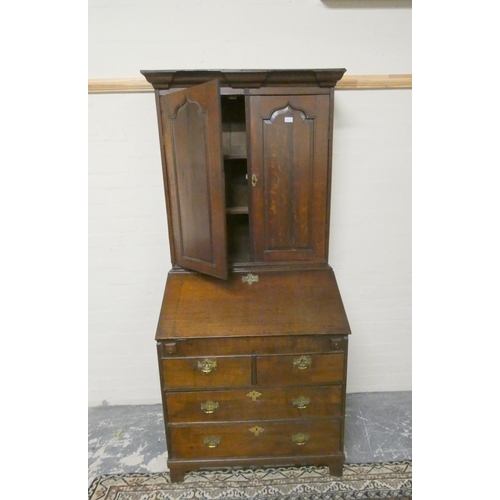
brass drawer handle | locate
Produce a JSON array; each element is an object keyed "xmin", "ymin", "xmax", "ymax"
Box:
[
  {"xmin": 197, "ymin": 358, "xmax": 217, "ymax": 374},
  {"xmin": 292, "ymin": 396, "xmax": 311, "ymax": 409},
  {"xmin": 200, "ymin": 400, "xmax": 219, "ymax": 414},
  {"xmin": 293, "ymin": 355, "xmax": 312, "ymax": 370},
  {"xmin": 292, "ymin": 432, "xmax": 310, "ymax": 446},
  {"xmin": 203, "ymin": 435, "xmax": 221, "ymax": 448}
]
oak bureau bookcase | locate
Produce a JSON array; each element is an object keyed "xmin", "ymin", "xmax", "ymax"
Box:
[{"xmin": 140, "ymin": 69, "xmax": 351, "ymax": 483}]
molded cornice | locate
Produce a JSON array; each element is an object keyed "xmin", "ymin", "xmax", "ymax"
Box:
[{"xmin": 88, "ymin": 73, "xmax": 412, "ymax": 94}]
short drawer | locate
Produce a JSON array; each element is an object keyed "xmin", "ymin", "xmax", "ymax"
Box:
[
  {"xmin": 162, "ymin": 356, "xmax": 251, "ymax": 389},
  {"xmin": 169, "ymin": 420, "xmax": 341, "ymax": 459},
  {"xmin": 256, "ymin": 353, "xmax": 344, "ymax": 386},
  {"xmin": 166, "ymin": 385, "xmax": 343, "ymax": 423}
]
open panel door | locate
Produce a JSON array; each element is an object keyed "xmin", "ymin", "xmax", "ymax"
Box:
[{"xmin": 159, "ymin": 80, "xmax": 228, "ymax": 279}]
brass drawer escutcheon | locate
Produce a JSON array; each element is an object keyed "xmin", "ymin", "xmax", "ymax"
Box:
[
  {"xmin": 197, "ymin": 358, "xmax": 217, "ymax": 374},
  {"xmin": 247, "ymin": 390, "xmax": 262, "ymax": 401},
  {"xmin": 292, "ymin": 396, "xmax": 311, "ymax": 409},
  {"xmin": 292, "ymin": 355, "xmax": 312, "ymax": 370},
  {"xmin": 291, "ymin": 432, "xmax": 310, "ymax": 446},
  {"xmin": 200, "ymin": 400, "xmax": 219, "ymax": 414},
  {"xmin": 242, "ymin": 273, "xmax": 259, "ymax": 285},
  {"xmin": 203, "ymin": 435, "xmax": 221, "ymax": 448},
  {"xmin": 249, "ymin": 426, "xmax": 265, "ymax": 436}
]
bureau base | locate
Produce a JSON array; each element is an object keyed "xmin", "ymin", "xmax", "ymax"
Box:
[
  {"xmin": 157, "ymin": 268, "xmax": 350, "ymax": 484},
  {"xmin": 168, "ymin": 453, "xmax": 345, "ymax": 483}
]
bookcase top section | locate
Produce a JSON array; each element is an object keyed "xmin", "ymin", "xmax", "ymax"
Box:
[{"xmin": 140, "ymin": 69, "xmax": 347, "ymax": 89}]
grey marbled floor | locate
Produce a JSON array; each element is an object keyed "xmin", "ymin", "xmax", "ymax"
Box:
[{"xmin": 88, "ymin": 391, "xmax": 411, "ymax": 483}]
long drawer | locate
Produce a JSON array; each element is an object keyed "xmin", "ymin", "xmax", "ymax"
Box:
[
  {"xmin": 169, "ymin": 420, "xmax": 341, "ymax": 459},
  {"xmin": 166, "ymin": 385, "xmax": 343, "ymax": 423}
]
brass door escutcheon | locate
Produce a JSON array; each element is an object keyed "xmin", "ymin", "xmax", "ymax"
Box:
[
  {"xmin": 291, "ymin": 432, "xmax": 309, "ymax": 446},
  {"xmin": 197, "ymin": 358, "xmax": 217, "ymax": 374},
  {"xmin": 292, "ymin": 396, "xmax": 311, "ymax": 409},
  {"xmin": 247, "ymin": 390, "xmax": 262, "ymax": 401},
  {"xmin": 251, "ymin": 174, "xmax": 258, "ymax": 187},
  {"xmin": 200, "ymin": 400, "xmax": 219, "ymax": 414},
  {"xmin": 292, "ymin": 355, "xmax": 312, "ymax": 370},
  {"xmin": 203, "ymin": 435, "xmax": 221, "ymax": 448},
  {"xmin": 242, "ymin": 273, "xmax": 259, "ymax": 286}
]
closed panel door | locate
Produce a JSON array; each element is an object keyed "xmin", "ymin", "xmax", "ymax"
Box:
[{"xmin": 249, "ymin": 95, "xmax": 331, "ymax": 262}]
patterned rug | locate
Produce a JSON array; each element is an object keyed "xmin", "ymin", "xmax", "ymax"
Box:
[{"xmin": 88, "ymin": 461, "xmax": 412, "ymax": 499}]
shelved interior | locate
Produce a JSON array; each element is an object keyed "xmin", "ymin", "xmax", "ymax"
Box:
[
  {"xmin": 221, "ymin": 95, "xmax": 252, "ymax": 263},
  {"xmin": 224, "ymin": 159, "xmax": 248, "ymax": 213},
  {"xmin": 227, "ymin": 213, "xmax": 251, "ymax": 263},
  {"xmin": 221, "ymin": 95, "xmax": 246, "ymax": 158}
]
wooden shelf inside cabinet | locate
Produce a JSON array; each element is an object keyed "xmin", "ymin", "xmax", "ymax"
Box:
[
  {"xmin": 224, "ymin": 154, "xmax": 247, "ymax": 160},
  {"xmin": 226, "ymin": 207, "xmax": 249, "ymax": 215}
]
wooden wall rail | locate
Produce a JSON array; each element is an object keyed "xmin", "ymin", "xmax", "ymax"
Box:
[{"xmin": 88, "ymin": 74, "xmax": 412, "ymax": 94}]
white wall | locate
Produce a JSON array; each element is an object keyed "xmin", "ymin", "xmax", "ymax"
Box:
[
  {"xmin": 330, "ymin": 90, "xmax": 411, "ymax": 392},
  {"xmin": 89, "ymin": 0, "xmax": 411, "ymax": 405}
]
